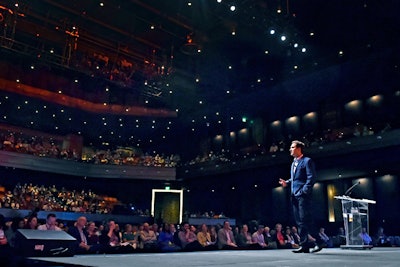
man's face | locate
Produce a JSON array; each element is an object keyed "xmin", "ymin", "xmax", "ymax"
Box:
[
  {"xmin": 47, "ymin": 216, "xmax": 57, "ymax": 226},
  {"xmin": 290, "ymin": 143, "xmax": 301, "ymax": 158},
  {"xmin": 224, "ymin": 222, "xmax": 230, "ymax": 229},
  {"xmin": 77, "ymin": 217, "xmax": 87, "ymax": 227}
]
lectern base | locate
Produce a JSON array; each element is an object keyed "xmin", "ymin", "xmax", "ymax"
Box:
[{"xmin": 340, "ymin": 245, "xmax": 373, "ymax": 250}]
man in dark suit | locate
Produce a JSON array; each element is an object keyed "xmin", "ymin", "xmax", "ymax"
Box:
[
  {"xmin": 68, "ymin": 216, "xmax": 103, "ymax": 254},
  {"xmin": 279, "ymin": 140, "xmax": 322, "ymax": 253}
]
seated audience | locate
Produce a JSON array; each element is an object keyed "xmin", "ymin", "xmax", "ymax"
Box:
[
  {"xmin": 374, "ymin": 227, "xmax": 391, "ymax": 247},
  {"xmin": 273, "ymin": 223, "xmax": 291, "ymax": 249},
  {"xmin": 196, "ymin": 223, "xmax": 217, "ymax": 250},
  {"xmin": 24, "ymin": 214, "xmax": 38, "ymax": 230},
  {"xmin": 290, "ymin": 226, "xmax": 301, "ymax": 245},
  {"xmin": 122, "ymin": 224, "xmax": 138, "ymax": 249},
  {"xmin": 263, "ymin": 226, "xmax": 277, "ymax": 249},
  {"xmin": 217, "ymin": 221, "xmax": 238, "ymax": 250},
  {"xmin": 139, "ymin": 222, "xmax": 158, "ymax": 251},
  {"xmin": 284, "ymin": 226, "xmax": 299, "ymax": 249},
  {"xmin": 360, "ymin": 227, "xmax": 373, "ymax": 246},
  {"xmin": 251, "ymin": 225, "xmax": 268, "ymax": 249},
  {"xmin": 178, "ymin": 222, "xmax": 202, "ymax": 251},
  {"xmin": 86, "ymin": 221, "xmax": 100, "ymax": 245},
  {"xmin": 318, "ymin": 227, "xmax": 333, "ymax": 248},
  {"xmin": 100, "ymin": 219, "xmax": 133, "ymax": 253},
  {"xmin": 37, "ymin": 213, "xmax": 62, "ymax": 231},
  {"xmin": 158, "ymin": 223, "xmax": 181, "ymax": 252},
  {"xmin": 68, "ymin": 216, "xmax": 103, "ymax": 254}
]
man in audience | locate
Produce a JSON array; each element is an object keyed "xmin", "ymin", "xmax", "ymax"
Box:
[
  {"xmin": 217, "ymin": 221, "xmax": 238, "ymax": 249},
  {"xmin": 178, "ymin": 222, "xmax": 202, "ymax": 251},
  {"xmin": 291, "ymin": 226, "xmax": 301, "ymax": 245},
  {"xmin": 37, "ymin": 213, "xmax": 62, "ymax": 231},
  {"xmin": 251, "ymin": 225, "xmax": 268, "ymax": 249},
  {"xmin": 264, "ymin": 226, "xmax": 277, "ymax": 249},
  {"xmin": 140, "ymin": 222, "xmax": 158, "ymax": 251},
  {"xmin": 318, "ymin": 227, "xmax": 333, "ymax": 248},
  {"xmin": 360, "ymin": 227, "xmax": 373, "ymax": 246},
  {"xmin": 68, "ymin": 216, "xmax": 102, "ymax": 254}
]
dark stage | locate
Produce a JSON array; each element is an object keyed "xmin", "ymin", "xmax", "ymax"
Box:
[{"xmin": 27, "ymin": 248, "xmax": 400, "ymax": 267}]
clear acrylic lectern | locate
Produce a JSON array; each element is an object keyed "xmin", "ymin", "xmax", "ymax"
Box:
[{"xmin": 334, "ymin": 196, "xmax": 376, "ymax": 249}]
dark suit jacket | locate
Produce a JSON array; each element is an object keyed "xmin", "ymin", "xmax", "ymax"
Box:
[
  {"xmin": 68, "ymin": 226, "xmax": 89, "ymax": 244},
  {"xmin": 287, "ymin": 156, "xmax": 316, "ymax": 197}
]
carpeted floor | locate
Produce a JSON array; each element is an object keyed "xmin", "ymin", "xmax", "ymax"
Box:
[{"xmin": 28, "ymin": 247, "xmax": 400, "ymax": 267}]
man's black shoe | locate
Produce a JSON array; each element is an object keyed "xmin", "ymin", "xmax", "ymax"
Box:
[
  {"xmin": 310, "ymin": 245, "xmax": 322, "ymax": 253},
  {"xmin": 292, "ymin": 246, "xmax": 309, "ymax": 253}
]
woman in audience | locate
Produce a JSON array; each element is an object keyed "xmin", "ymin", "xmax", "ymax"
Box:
[
  {"xmin": 24, "ymin": 215, "xmax": 38, "ymax": 230},
  {"xmin": 122, "ymin": 224, "xmax": 138, "ymax": 249},
  {"xmin": 87, "ymin": 221, "xmax": 100, "ymax": 245},
  {"xmin": 197, "ymin": 223, "xmax": 217, "ymax": 250}
]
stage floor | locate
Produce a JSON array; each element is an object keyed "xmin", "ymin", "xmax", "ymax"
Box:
[{"xmin": 29, "ymin": 247, "xmax": 400, "ymax": 267}]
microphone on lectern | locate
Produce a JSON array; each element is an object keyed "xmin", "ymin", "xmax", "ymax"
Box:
[{"xmin": 344, "ymin": 181, "xmax": 361, "ymax": 196}]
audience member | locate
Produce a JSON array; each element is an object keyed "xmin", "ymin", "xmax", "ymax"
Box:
[
  {"xmin": 251, "ymin": 225, "xmax": 268, "ymax": 249},
  {"xmin": 374, "ymin": 227, "xmax": 391, "ymax": 247},
  {"xmin": 284, "ymin": 226, "xmax": 299, "ymax": 249},
  {"xmin": 318, "ymin": 227, "xmax": 333, "ymax": 248},
  {"xmin": 158, "ymin": 223, "xmax": 181, "ymax": 252},
  {"xmin": 217, "ymin": 221, "xmax": 238, "ymax": 250},
  {"xmin": 264, "ymin": 226, "xmax": 277, "ymax": 249},
  {"xmin": 139, "ymin": 222, "xmax": 158, "ymax": 251},
  {"xmin": 37, "ymin": 213, "xmax": 62, "ymax": 231},
  {"xmin": 24, "ymin": 215, "xmax": 38, "ymax": 230},
  {"xmin": 196, "ymin": 223, "xmax": 217, "ymax": 250},
  {"xmin": 178, "ymin": 222, "xmax": 202, "ymax": 251},
  {"xmin": 273, "ymin": 223, "xmax": 291, "ymax": 249},
  {"xmin": 86, "ymin": 221, "xmax": 100, "ymax": 245},
  {"xmin": 360, "ymin": 227, "xmax": 373, "ymax": 246},
  {"xmin": 68, "ymin": 216, "xmax": 103, "ymax": 254},
  {"xmin": 122, "ymin": 223, "xmax": 138, "ymax": 249}
]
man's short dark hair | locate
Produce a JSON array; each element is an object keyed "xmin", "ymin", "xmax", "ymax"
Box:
[
  {"xmin": 292, "ymin": 140, "xmax": 305, "ymax": 151},
  {"xmin": 47, "ymin": 213, "xmax": 56, "ymax": 219}
]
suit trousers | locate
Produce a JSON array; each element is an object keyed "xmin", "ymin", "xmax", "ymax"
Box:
[{"xmin": 291, "ymin": 194, "xmax": 313, "ymax": 247}]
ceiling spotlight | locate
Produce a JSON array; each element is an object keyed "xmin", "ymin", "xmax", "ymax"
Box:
[
  {"xmin": 217, "ymin": 0, "xmax": 222, "ymax": 3},
  {"xmin": 270, "ymin": 29, "xmax": 275, "ymax": 35},
  {"xmin": 301, "ymin": 47, "xmax": 307, "ymax": 53},
  {"xmin": 280, "ymin": 35, "xmax": 286, "ymax": 41},
  {"xmin": 293, "ymin": 43, "xmax": 299, "ymax": 48},
  {"xmin": 230, "ymin": 5, "xmax": 236, "ymax": 11}
]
